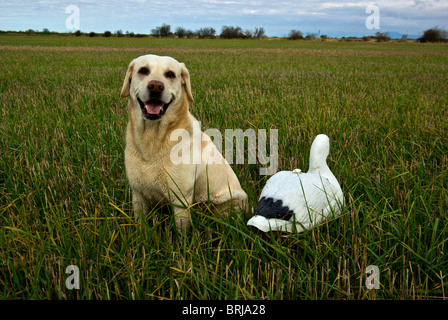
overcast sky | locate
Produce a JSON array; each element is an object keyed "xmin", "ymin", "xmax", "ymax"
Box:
[{"xmin": 0, "ymin": 0, "xmax": 447, "ymax": 37}]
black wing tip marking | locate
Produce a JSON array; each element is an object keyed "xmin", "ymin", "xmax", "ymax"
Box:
[{"xmin": 255, "ymin": 197, "xmax": 293, "ymax": 221}]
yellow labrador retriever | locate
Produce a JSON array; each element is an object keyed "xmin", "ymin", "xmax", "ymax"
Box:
[{"xmin": 120, "ymin": 54, "xmax": 248, "ymax": 231}]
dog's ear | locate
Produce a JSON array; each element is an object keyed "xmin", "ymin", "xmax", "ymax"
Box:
[
  {"xmin": 180, "ymin": 63, "xmax": 193, "ymax": 103},
  {"xmin": 120, "ymin": 60, "xmax": 135, "ymax": 98}
]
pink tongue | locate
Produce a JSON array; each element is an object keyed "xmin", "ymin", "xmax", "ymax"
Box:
[{"xmin": 145, "ymin": 102, "xmax": 164, "ymax": 114}]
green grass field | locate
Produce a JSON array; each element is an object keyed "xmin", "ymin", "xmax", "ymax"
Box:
[{"xmin": 1, "ymin": 35, "xmax": 447, "ymax": 300}]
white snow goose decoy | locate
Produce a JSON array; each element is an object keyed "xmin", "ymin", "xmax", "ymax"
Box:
[{"xmin": 247, "ymin": 134, "xmax": 344, "ymax": 233}]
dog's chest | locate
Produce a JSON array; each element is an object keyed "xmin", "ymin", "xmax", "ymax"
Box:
[{"xmin": 125, "ymin": 146, "xmax": 169, "ymax": 198}]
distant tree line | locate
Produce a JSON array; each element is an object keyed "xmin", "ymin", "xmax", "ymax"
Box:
[
  {"xmin": 2, "ymin": 26, "xmax": 447, "ymax": 42},
  {"xmin": 151, "ymin": 24, "xmax": 266, "ymax": 39},
  {"xmin": 220, "ymin": 26, "xmax": 266, "ymax": 39},
  {"xmin": 288, "ymin": 30, "xmax": 328, "ymax": 41}
]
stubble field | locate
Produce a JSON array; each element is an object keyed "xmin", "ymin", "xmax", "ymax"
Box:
[{"xmin": 1, "ymin": 35, "xmax": 447, "ymax": 299}]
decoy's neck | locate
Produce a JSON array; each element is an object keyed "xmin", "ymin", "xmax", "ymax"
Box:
[
  {"xmin": 307, "ymin": 135, "xmax": 341, "ymax": 188},
  {"xmin": 308, "ymin": 154, "xmax": 327, "ymax": 173},
  {"xmin": 306, "ymin": 134, "xmax": 341, "ymax": 192},
  {"xmin": 308, "ymin": 152, "xmax": 330, "ymax": 176},
  {"xmin": 308, "ymin": 158, "xmax": 339, "ymax": 188},
  {"xmin": 308, "ymin": 134, "xmax": 330, "ymax": 172},
  {"xmin": 307, "ymin": 134, "xmax": 337, "ymax": 183}
]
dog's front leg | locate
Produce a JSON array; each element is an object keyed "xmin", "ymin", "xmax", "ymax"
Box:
[
  {"xmin": 132, "ymin": 191, "xmax": 149, "ymax": 219},
  {"xmin": 173, "ymin": 205, "xmax": 191, "ymax": 234}
]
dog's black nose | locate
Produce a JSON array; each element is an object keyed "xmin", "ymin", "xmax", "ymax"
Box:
[{"xmin": 148, "ymin": 80, "xmax": 164, "ymax": 94}]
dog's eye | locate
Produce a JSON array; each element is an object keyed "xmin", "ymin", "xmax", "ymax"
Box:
[
  {"xmin": 138, "ymin": 67, "xmax": 150, "ymax": 75},
  {"xmin": 165, "ymin": 71, "xmax": 176, "ymax": 79}
]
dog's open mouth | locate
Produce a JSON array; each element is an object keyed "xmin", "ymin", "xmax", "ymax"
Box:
[{"xmin": 137, "ymin": 97, "xmax": 173, "ymax": 120}]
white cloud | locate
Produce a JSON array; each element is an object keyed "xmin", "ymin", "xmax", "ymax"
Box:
[
  {"xmin": 320, "ymin": 1, "xmax": 369, "ymax": 9},
  {"xmin": 242, "ymin": 9, "xmax": 260, "ymax": 15}
]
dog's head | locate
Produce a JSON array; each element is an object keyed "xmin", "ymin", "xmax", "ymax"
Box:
[{"xmin": 120, "ymin": 54, "xmax": 193, "ymax": 121}]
